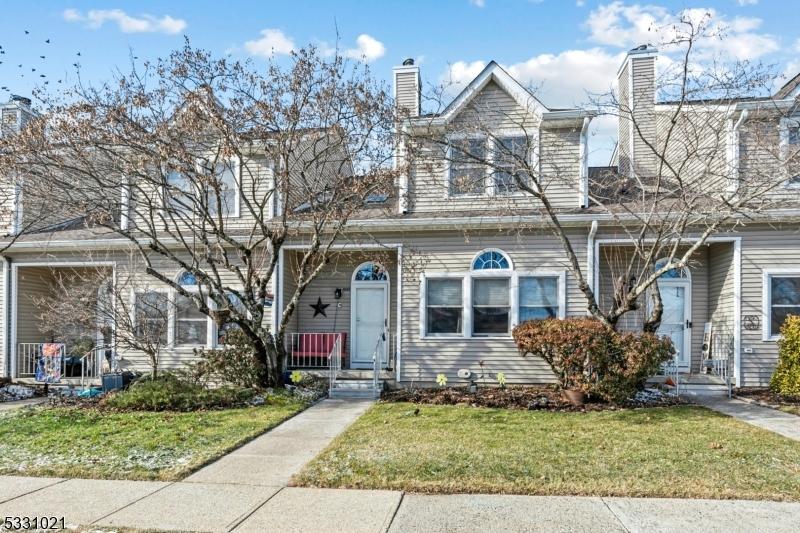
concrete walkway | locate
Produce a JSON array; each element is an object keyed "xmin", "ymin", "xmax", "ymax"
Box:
[
  {"xmin": 0, "ymin": 397, "xmax": 46, "ymax": 412},
  {"xmin": 695, "ymin": 396, "xmax": 800, "ymax": 441}
]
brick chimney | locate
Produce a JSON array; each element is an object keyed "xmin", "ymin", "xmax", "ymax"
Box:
[
  {"xmin": 617, "ymin": 45, "xmax": 658, "ymax": 178},
  {"xmin": 393, "ymin": 58, "xmax": 420, "ymax": 118}
]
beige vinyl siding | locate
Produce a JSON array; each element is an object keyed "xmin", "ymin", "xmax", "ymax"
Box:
[
  {"xmin": 395, "ymin": 70, "xmax": 419, "ymax": 117},
  {"xmin": 739, "ymin": 225, "xmax": 800, "ymax": 386},
  {"xmin": 596, "ymin": 244, "xmax": 708, "ymax": 372},
  {"xmin": 630, "ymin": 56, "xmax": 656, "ymax": 177},
  {"xmin": 400, "ymin": 228, "xmax": 589, "ymax": 385},
  {"xmin": 408, "ymin": 81, "xmax": 580, "ymax": 214},
  {"xmin": 707, "ymin": 242, "xmax": 735, "ymax": 339},
  {"xmin": 132, "ymin": 154, "xmax": 275, "ymax": 235},
  {"xmin": 15, "ymin": 267, "xmax": 54, "ymax": 344},
  {"xmin": 655, "ymin": 108, "xmax": 728, "ymax": 195},
  {"xmin": 285, "ymin": 251, "xmax": 398, "ymax": 360}
]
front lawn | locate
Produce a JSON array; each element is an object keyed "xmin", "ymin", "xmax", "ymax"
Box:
[
  {"xmin": 293, "ymin": 402, "xmax": 800, "ymax": 501},
  {"xmin": 0, "ymin": 395, "xmax": 308, "ymax": 481}
]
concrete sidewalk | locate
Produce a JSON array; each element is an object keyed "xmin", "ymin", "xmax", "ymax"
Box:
[
  {"xmin": 695, "ymin": 396, "xmax": 800, "ymax": 441},
  {"xmin": 1, "ymin": 478, "xmax": 799, "ymax": 532}
]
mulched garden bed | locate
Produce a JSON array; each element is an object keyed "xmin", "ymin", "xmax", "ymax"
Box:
[
  {"xmin": 735, "ymin": 387, "xmax": 800, "ymax": 415},
  {"xmin": 381, "ymin": 385, "xmax": 685, "ymax": 412}
]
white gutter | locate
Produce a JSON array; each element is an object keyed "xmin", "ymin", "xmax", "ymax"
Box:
[{"xmin": 579, "ymin": 117, "xmax": 591, "ymax": 208}]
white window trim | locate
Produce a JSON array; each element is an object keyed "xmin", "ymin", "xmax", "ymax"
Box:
[
  {"xmin": 161, "ymin": 155, "xmax": 242, "ymax": 219},
  {"xmin": 419, "ymin": 267, "xmax": 567, "ymax": 340},
  {"xmin": 444, "ymin": 130, "xmax": 539, "ymax": 199},
  {"xmin": 130, "ymin": 288, "xmax": 172, "ymax": 347},
  {"xmin": 211, "ymin": 288, "xmax": 251, "ymax": 348},
  {"xmin": 762, "ymin": 269, "xmax": 800, "ymax": 341}
]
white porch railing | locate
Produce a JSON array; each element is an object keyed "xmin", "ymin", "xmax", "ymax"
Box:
[
  {"xmin": 706, "ymin": 332, "xmax": 734, "ymax": 398},
  {"xmin": 16, "ymin": 343, "xmax": 65, "ymax": 378},
  {"xmin": 16, "ymin": 342, "xmax": 107, "ymax": 386}
]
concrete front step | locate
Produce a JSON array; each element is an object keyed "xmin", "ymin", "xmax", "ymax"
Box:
[{"xmin": 329, "ymin": 378, "xmax": 383, "ymax": 399}]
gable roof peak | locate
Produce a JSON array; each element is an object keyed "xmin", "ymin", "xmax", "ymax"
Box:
[{"xmin": 439, "ymin": 60, "xmax": 549, "ymax": 123}]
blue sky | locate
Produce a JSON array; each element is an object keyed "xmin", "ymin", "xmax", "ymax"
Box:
[{"xmin": 0, "ymin": 1, "xmax": 796, "ymax": 163}]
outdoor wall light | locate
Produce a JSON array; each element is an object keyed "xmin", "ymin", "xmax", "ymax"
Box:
[{"xmin": 334, "ymin": 288, "xmax": 342, "ymax": 299}]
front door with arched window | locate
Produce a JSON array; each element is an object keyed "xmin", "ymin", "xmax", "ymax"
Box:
[
  {"xmin": 350, "ymin": 262, "xmax": 389, "ymax": 369},
  {"xmin": 653, "ymin": 258, "xmax": 692, "ymax": 370}
]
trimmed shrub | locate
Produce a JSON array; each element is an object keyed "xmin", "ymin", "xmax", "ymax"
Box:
[
  {"xmin": 512, "ymin": 318, "xmax": 612, "ymax": 393},
  {"xmin": 102, "ymin": 374, "xmax": 256, "ymax": 411},
  {"xmin": 590, "ymin": 331, "xmax": 674, "ymax": 403},
  {"xmin": 512, "ymin": 318, "xmax": 674, "ymax": 403},
  {"xmin": 771, "ymin": 315, "xmax": 800, "ymax": 398},
  {"xmin": 190, "ymin": 329, "xmax": 266, "ymax": 388}
]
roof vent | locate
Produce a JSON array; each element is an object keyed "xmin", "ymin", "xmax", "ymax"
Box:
[{"xmin": 402, "ymin": 58, "xmax": 415, "ymax": 66}]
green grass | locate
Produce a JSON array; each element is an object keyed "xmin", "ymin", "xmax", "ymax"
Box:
[
  {"xmin": 777, "ymin": 405, "xmax": 800, "ymax": 416},
  {"xmin": 0, "ymin": 395, "xmax": 308, "ymax": 481},
  {"xmin": 293, "ymin": 402, "xmax": 800, "ymax": 501}
]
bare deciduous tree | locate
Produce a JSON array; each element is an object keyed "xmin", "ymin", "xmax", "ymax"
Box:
[
  {"xmin": 0, "ymin": 43, "xmax": 402, "ymax": 385},
  {"xmin": 408, "ymin": 13, "xmax": 798, "ymax": 332}
]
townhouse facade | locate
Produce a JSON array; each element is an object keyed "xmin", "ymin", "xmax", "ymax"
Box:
[{"xmin": 1, "ymin": 45, "xmax": 799, "ymax": 390}]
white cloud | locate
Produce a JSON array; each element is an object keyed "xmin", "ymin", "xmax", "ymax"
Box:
[
  {"xmin": 344, "ymin": 34, "xmax": 386, "ymax": 62},
  {"xmin": 441, "ymin": 48, "xmax": 625, "ymax": 108},
  {"xmin": 62, "ymin": 8, "xmax": 186, "ymax": 34},
  {"xmin": 738, "ymin": 0, "xmax": 758, "ymax": 5},
  {"xmin": 584, "ymin": 2, "xmax": 778, "ymax": 61},
  {"xmin": 576, "ymin": 0, "xmax": 586, "ymax": 6},
  {"xmin": 244, "ymin": 29, "xmax": 296, "ymax": 58},
  {"xmin": 469, "ymin": 0, "xmax": 485, "ymax": 7}
]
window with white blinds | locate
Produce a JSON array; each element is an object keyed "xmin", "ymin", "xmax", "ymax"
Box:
[
  {"xmin": 426, "ymin": 278, "xmax": 463, "ymax": 335},
  {"xmin": 472, "ymin": 278, "xmax": 510, "ymax": 335}
]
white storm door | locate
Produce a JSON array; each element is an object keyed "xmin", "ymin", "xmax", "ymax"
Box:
[
  {"xmin": 351, "ymin": 285, "xmax": 387, "ymax": 368},
  {"xmin": 657, "ymin": 280, "xmax": 691, "ymax": 369}
]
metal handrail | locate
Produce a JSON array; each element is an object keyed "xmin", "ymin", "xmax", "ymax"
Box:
[
  {"xmin": 328, "ymin": 335, "xmax": 343, "ymax": 392},
  {"xmin": 371, "ymin": 331, "xmax": 386, "ymax": 394}
]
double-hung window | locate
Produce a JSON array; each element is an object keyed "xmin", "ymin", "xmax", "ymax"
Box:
[
  {"xmin": 493, "ymin": 136, "xmax": 529, "ymax": 195},
  {"xmin": 767, "ymin": 274, "xmax": 800, "ymax": 337},
  {"xmin": 448, "ymin": 137, "xmax": 486, "ymax": 196},
  {"xmin": 134, "ymin": 291, "xmax": 170, "ymax": 345},
  {"xmin": 518, "ymin": 276, "xmax": 559, "ymax": 321},
  {"xmin": 425, "ymin": 278, "xmax": 463, "ymax": 335},
  {"xmin": 216, "ymin": 291, "xmax": 248, "ymax": 345},
  {"xmin": 165, "ymin": 169, "xmax": 193, "ymax": 214},
  {"xmin": 203, "ymin": 160, "xmax": 239, "ymax": 217},
  {"xmin": 472, "ymin": 278, "xmax": 510, "ymax": 335},
  {"xmin": 422, "ymin": 249, "xmax": 565, "ymax": 339},
  {"xmin": 174, "ymin": 271, "xmax": 208, "ymax": 346}
]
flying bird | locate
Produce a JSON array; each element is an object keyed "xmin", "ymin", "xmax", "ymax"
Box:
[
  {"xmin": 40, "ymin": 55, "xmax": 45, "ymax": 59},
  {"xmin": 76, "ymin": 52, "xmax": 81, "ymax": 56},
  {"xmin": 24, "ymin": 30, "xmax": 29, "ymax": 34},
  {"xmin": 72, "ymin": 63, "xmax": 78, "ymax": 68},
  {"xmin": 45, "ymin": 39, "xmax": 50, "ymax": 44},
  {"xmin": 39, "ymin": 74, "xmax": 45, "ymax": 78}
]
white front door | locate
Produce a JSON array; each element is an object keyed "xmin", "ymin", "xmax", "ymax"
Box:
[
  {"xmin": 657, "ymin": 280, "xmax": 691, "ymax": 369},
  {"xmin": 351, "ymin": 285, "xmax": 388, "ymax": 369}
]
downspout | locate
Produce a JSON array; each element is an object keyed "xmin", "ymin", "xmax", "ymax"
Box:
[{"xmin": 587, "ymin": 220, "xmax": 598, "ymax": 315}]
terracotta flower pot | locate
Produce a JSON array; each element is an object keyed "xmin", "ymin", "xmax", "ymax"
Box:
[{"xmin": 562, "ymin": 389, "xmax": 586, "ymax": 406}]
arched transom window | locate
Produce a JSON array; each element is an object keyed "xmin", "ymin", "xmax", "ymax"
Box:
[
  {"xmin": 654, "ymin": 257, "xmax": 689, "ymax": 279},
  {"xmin": 353, "ymin": 262, "xmax": 388, "ymax": 281},
  {"xmin": 472, "ymin": 249, "xmax": 511, "ymax": 270}
]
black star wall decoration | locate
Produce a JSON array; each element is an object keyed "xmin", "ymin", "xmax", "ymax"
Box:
[{"xmin": 310, "ymin": 297, "xmax": 330, "ymax": 318}]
